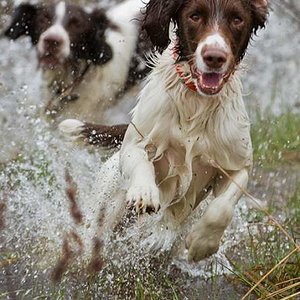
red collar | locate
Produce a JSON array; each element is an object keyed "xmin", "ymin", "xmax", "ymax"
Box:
[
  {"xmin": 175, "ymin": 64, "xmax": 198, "ymax": 92},
  {"xmin": 173, "ymin": 47, "xmax": 198, "ymax": 93}
]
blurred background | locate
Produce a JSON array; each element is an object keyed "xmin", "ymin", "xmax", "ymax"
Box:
[{"xmin": 0, "ymin": 1, "xmax": 299, "ymax": 299}]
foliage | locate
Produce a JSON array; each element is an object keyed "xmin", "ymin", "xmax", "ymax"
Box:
[
  {"xmin": 228, "ymin": 182, "xmax": 300, "ymax": 299},
  {"xmin": 251, "ymin": 111, "xmax": 300, "ymax": 168}
]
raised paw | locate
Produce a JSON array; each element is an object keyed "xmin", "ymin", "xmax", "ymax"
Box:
[
  {"xmin": 126, "ymin": 184, "xmax": 160, "ymax": 214},
  {"xmin": 59, "ymin": 119, "xmax": 84, "ymax": 136},
  {"xmin": 185, "ymin": 227, "xmax": 223, "ymax": 262}
]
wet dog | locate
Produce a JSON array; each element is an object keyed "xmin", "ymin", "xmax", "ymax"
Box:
[
  {"xmin": 4, "ymin": 0, "xmax": 151, "ymax": 123},
  {"xmin": 63, "ymin": 0, "xmax": 269, "ymax": 262}
]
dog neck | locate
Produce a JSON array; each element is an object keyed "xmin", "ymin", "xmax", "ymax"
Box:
[
  {"xmin": 173, "ymin": 46, "xmax": 198, "ymax": 93},
  {"xmin": 137, "ymin": 46, "xmax": 251, "ymax": 169},
  {"xmin": 43, "ymin": 60, "xmax": 91, "ymax": 115}
]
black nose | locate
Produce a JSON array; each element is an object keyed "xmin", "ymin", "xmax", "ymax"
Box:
[
  {"xmin": 202, "ymin": 48, "xmax": 228, "ymax": 69},
  {"xmin": 44, "ymin": 36, "xmax": 63, "ymax": 53}
]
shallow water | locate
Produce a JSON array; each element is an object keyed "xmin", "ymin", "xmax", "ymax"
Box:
[{"xmin": 0, "ymin": 2, "xmax": 299, "ymax": 299}]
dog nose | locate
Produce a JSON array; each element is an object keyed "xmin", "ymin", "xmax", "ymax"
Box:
[
  {"xmin": 202, "ymin": 48, "xmax": 227, "ymax": 69},
  {"xmin": 44, "ymin": 36, "xmax": 63, "ymax": 52}
]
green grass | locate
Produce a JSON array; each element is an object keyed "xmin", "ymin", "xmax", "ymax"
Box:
[
  {"xmin": 2, "ymin": 111, "xmax": 299, "ymax": 299},
  {"xmin": 251, "ymin": 111, "xmax": 300, "ymax": 168},
  {"xmin": 227, "ymin": 109, "xmax": 300, "ymax": 297},
  {"xmin": 2, "ymin": 150, "xmax": 57, "ymax": 189},
  {"xmin": 47, "ymin": 271, "xmax": 184, "ymax": 300},
  {"xmin": 134, "ymin": 276, "xmax": 181, "ymax": 300},
  {"xmin": 228, "ymin": 182, "xmax": 300, "ymax": 299}
]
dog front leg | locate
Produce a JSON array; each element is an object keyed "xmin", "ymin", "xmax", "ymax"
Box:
[
  {"xmin": 120, "ymin": 129, "xmax": 160, "ymax": 213},
  {"xmin": 186, "ymin": 168, "xmax": 248, "ymax": 262}
]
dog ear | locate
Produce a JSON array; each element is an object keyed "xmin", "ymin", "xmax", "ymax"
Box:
[
  {"xmin": 4, "ymin": 4, "xmax": 37, "ymax": 41},
  {"xmin": 251, "ymin": 0, "xmax": 269, "ymax": 33},
  {"xmin": 86, "ymin": 8, "xmax": 115, "ymax": 65},
  {"xmin": 90, "ymin": 9, "xmax": 111, "ymax": 37},
  {"xmin": 142, "ymin": 0, "xmax": 185, "ymax": 53}
]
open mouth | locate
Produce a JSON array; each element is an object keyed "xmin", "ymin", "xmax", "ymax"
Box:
[
  {"xmin": 39, "ymin": 54, "xmax": 61, "ymax": 69},
  {"xmin": 192, "ymin": 69, "xmax": 228, "ymax": 96}
]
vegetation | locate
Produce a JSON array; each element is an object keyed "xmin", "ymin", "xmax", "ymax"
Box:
[
  {"xmin": 251, "ymin": 111, "xmax": 300, "ymax": 168},
  {"xmin": 228, "ymin": 182, "xmax": 300, "ymax": 299},
  {"xmin": 1, "ymin": 111, "xmax": 300, "ymax": 299},
  {"xmin": 226, "ymin": 110, "xmax": 300, "ymax": 299}
]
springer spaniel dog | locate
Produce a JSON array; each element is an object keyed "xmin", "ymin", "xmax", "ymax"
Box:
[
  {"xmin": 62, "ymin": 0, "xmax": 269, "ymax": 262},
  {"xmin": 4, "ymin": 0, "xmax": 151, "ymax": 123}
]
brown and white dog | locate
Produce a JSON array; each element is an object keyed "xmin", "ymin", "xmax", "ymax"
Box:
[
  {"xmin": 63, "ymin": 0, "xmax": 269, "ymax": 262},
  {"xmin": 4, "ymin": 0, "xmax": 151, "ymax": 123}
]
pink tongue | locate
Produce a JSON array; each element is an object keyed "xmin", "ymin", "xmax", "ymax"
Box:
[{"xmin": 202, "ymin": 73, "xmax": 222, "ymax": 87}]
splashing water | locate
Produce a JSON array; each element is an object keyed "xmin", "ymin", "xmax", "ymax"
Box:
[{"xmin": 0, "ymin": 2, "xmax": 299, "ymax": 299}]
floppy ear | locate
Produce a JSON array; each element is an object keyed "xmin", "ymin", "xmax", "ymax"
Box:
[
  {"xmin": 251, "ymin": 0, "xmax": 269, "ymax": 33},
  {"xmin": 142, "ymin": 0, "xmax": 185, "ymax": 53},
  {"xmin": 4, "ymin": 4, "xmax": 37, "ymax": 41},
  {"xmin": 85, "ymin": 8, "xmax": 114, "ymax": 64}
]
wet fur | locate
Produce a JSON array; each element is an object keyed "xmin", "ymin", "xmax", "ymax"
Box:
[
  {"xmin": 81, "ymin": 0, "xmax": 269, "ymax": 261},
  {"xmin": 4, "ymin": 0, "xmax": 151, "ymax": 123}
]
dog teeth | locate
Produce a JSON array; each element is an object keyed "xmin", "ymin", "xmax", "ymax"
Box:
[{"xmin": 203, "ymin": 84, "xmax": 218, "ymax": 90}]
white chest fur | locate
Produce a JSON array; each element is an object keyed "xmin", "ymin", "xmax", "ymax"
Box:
[
  {"xmin": 130, "ymin": 49, "xmax": 253, "ymax": 171},
  {"xmin": 119, "ymin": 49, "xmax": 253, "ymax": 223}
]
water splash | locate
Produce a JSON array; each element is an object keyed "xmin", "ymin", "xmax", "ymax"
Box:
[{"xmin": 0, "ymin": 2, "xmax": 299, "ymax": 298}]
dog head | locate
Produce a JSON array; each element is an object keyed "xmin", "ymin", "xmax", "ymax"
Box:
[
  {"xmin": 142, "ymin": 0, "xmax": 268, "ymax": 96},
  {"xmin": 5, "ymin": 1, "xmax": 116, "ymax": 69}
]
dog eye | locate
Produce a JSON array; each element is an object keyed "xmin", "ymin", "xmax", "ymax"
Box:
[
  {"xmin": 68, "ymin": 17, "xmax": 80, "ymax": 28},
  {"xmin": 189, "ymin": 13, "xmax": 202, "ymax": 22},
  {"xmin": 37, "ymin": 13, "xmax": 51, "ymax": 27},
  {"xmin": 232, "ymin": 16, "xmax": 244, "ymax": 27}
]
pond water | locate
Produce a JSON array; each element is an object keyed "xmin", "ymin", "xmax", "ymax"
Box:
[{"xmin": 0, "ymin": 1, "xmax": 299, "ymax": 299}]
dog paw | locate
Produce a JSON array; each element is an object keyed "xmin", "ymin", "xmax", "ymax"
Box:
[
  {"xmin": 126, "ymin": 184, "xmax": 160, "ymax": 214},
  {"xmin": 185, "ymin": 227, "xmax": 223, "ymax": 262},
  {"xmin": 59, "ymin": 119, "xmax": 84, "ymax": 140}
]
